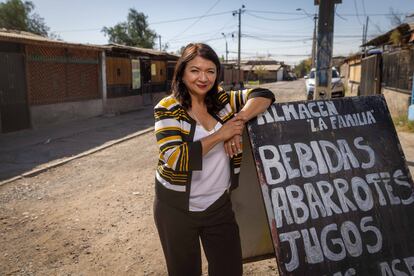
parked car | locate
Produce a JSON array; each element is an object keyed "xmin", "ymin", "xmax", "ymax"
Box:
[{"xmin": 305, "ymin": 68, "xmax": 344, "ymax": 100}]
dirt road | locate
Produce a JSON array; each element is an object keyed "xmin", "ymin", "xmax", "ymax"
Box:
[
  {"xmin": 0, "ymin": 131, "xmax": 279, "ymax": 275},
  {"xmin": 1, "ymin": 80, "xmax": 413, "ymax": 275}
]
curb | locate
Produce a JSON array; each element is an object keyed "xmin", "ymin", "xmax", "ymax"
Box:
[{"xmin": 0, "ymin": 126, "xmax": 154, "ymax": 187}]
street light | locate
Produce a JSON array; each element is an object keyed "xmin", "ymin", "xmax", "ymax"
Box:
[
  {"xmin": 296, "ymin": 8, "xmax": 318, "ymax": 68},
  {"xmin": 221, "ymin": 32, "xmax": 228, "ymax": 63}
]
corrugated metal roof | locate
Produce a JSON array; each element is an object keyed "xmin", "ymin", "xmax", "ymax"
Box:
[
  {"xmin": 0, "ymin": 28, "xmax": 104, "ymax": 50},
  {"xmin": 362, "ymin": 22, "xmax": 414, "ymax": 47},
  {"xmin": 103, "ymin": 43, "xmax": 179, "ymax": 59}
]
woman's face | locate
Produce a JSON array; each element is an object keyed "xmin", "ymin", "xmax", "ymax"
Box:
[{"xmin": 182, "ymin": 55, "xmax": 217, "ymax": 98}]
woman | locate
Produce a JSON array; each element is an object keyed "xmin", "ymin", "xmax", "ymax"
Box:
[{"xmin": 154, "ymin": 43, "xmax": 274, "ymax": 276}]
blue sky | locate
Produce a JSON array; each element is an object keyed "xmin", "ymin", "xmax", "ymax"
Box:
[{"xmin": 21, "ymin": 0, "xmax": 414, "ymax": 65}]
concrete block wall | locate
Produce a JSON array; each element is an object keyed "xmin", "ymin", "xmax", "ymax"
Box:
[
  {"xmin": 105, "ymin": 95, "xmax": 144, "ymax": 114},
  {"xmin": 382, "ymin": 88, "xmax": 411, "ymax": 118},
  {"xmin": 30, "ymin": 99, "xmax": 103, "ymax": 129}
]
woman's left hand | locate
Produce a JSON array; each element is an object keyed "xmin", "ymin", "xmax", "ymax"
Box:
[{"xmin": 224, "ymin": 134, "xmax": 243, "ymax": 158}]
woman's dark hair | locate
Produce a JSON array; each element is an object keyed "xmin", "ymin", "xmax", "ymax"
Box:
[{"xmin": 171, "ymin": 43, "xmax": 223, "ymax": 113}]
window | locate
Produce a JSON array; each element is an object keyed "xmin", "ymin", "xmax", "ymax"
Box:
[{"xmin": 151, "ymin": 64, "xmax": 157, "ymax": 76}]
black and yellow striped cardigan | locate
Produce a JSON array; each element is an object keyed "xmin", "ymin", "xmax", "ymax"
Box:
[{"xmin": 154, "ymin": 88, "xmax": 275, "ymax": 211}]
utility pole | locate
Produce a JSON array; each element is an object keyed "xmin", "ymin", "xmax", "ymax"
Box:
[
  {"xmin": 311, "ymin": 14, "xmax": 318, "ymax": 68},
  {"xmin": 314, "ymin": 0, "xmax": 341, "ymax": 100},
  {"xmin": 233, "ymin": 5, "xmax": 245, "ymax": 70},
  {"xmin": 159, "ymin": 35, "xmax": 162, "ymax": 51},
  {"xmin": 362, "ymin": 16, "xmax": 369, "ymax": 56},
  {"xmin": 296, "ymin": 8, "xmax": 318, "ymax": 68},
  {"xmin": 221, "ymin": 33, "xmax": 228, "ymax": 63}
]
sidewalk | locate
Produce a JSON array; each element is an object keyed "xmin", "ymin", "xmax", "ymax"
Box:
[{"xmin": 0, "ymin": 106, "xmax": 155, "ymax": 183}]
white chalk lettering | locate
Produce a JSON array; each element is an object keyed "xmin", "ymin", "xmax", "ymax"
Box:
[
  {"xmin": 279, "ymin": 144, "xmax": 300, "ymax": 180},
  {"xmin": 379, "ymin": 256, "xmax": 414, "ymax": 276},
  {"xmin": 333, "ymin": 268, "xmax": 357, "ymax": 276},
  {"xmin": 259, "ymin": 145, "xmax": 286, "ymax": 185},
  {"xmin": 333, "ymin": 178, "xmax": 358, "ymax": 213},
  {"xmin": 295, "ymin": 143, "xmax": 318, "ymax": 178},
  {"xmin": 352, "ymin": 177, "xmax": 374, "ymax": 211},
  {"xmin": 272, "ymin": 187, "xmax": 293, "ymax": 228},
  {"xmin": 394, "ymin": 170, "xmax": 414, "ymax": 205},
  {"xmin": 341, "ymin": 221, "xmax": 363, "ymax": 257},
  {"xmin": 360, "ymin": 216, "xmax": 382, "ymax": 254},
  {"xmin": 258, "ymin": 137, "xmax": 375, "ymax": 185},
  {"xmin": 304, "ymin": 182, "xmax": 327, "ymax": 219},
  {"xmin": 321, "ymin": 223, "xmax": 346, "ymax": 261},
  {"xmin": 317, "ymin": 181, "xmax": 343, "ymax": 216},
  {"xmin": 286, "ymin": 185, "xmax": 309, "ymax": 225},
  {"xmin": 381, "ymin": 172, "xmax": 401, "ymax": 205},
  {"xmin": 280, "ymin": 231, "xmax": 301, "ymax": 272},
  {"xmin": 279, "ymin": 216, "xmax": 383, "ymax": 272},
  {"xmin": 301, "ymin": 228, "xmax": 324, "ymax": 264},
  {"xmin": 257, "ymin": 101, "xmax": 339, "ymax": 125}
]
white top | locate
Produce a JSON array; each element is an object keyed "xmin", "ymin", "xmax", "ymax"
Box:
[{"xmin": 189, "ymin": 121, "xmax": 231, "ymax": 212}]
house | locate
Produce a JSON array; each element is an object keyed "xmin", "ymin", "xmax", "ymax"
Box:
[
  {"xmin": 340, "ymin": 53, "xmax": 362, "ymax": 97},
  {"xmin": 361, "ymin": 22, "xmax": 414, "ymax": 118},
  {"xmin": 240, "ymin": 60, "xmax": 287, "ymax": 83},
  {"xmin": 0, "ymin": 29, "xmax": 178, "ymax": 133},
  {"xmin": 219, "ymin": 61, "xmax": 243, "ymax": 90},
  {"xmin": 0, "ymin": 29, "xmax": 105, "ymax": 133},
  {"xmin": 101, "ymin": 44, "xmax": 178, "ymax": 114}
]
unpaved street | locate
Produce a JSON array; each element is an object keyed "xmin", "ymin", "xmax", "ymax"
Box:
[
  {"xmin": 1, "ymin": 80, "xmax": 413, "ymax": 275},
  {"xmin": 0, "ymin": 131, "xmax": 278, "ymax": 275}
]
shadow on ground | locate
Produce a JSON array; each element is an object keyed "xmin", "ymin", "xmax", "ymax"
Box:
[{"xmin": 0, "ymin": 108, "xmax": 154, "ymax": 181}]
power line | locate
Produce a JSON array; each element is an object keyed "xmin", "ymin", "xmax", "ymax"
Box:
[
  {"xmin": 246, "ymin": 12, "xmax": 309, "ymax": 21},
  {"xmin": 243, "ymin": 32, "xmax": 361, "ymax": 39},
  {"xmin": 149, "ymin": 10, "xmax": 231, "ymax": 25},
  {"xmin": 353, "ymin": 0, "xmax": 363, "ymax": 25},
  {"xmin": 243, "ymin": 34, "xmax": 312, "ymax": 43},
  {"xmin": 247, "ymin": 9, "xmax": 407, "ymax": 17},
  {"xmin": 166, "ymin": 24, "xmax": 237, "ymax": 43},
  {"xmin": 168, "ymin": 0, "xmax": 222, "ymax": 41}
]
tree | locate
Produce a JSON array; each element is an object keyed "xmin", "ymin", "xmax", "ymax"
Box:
[
  {"xmin": 0, "ymin": 0, "xmax": 49, "ymax": 36},
  {"xmin": 254, "ymin": 64, "xmax": 266, "ymax": 84},
  {"xmin": 294, "ymin": 58, "xmax": 312, "ymax": 78},
  {"xmin": 175, "ymin": 45, "xmax": 186, "ymax": 56},
  {"xmin": 102, "ymin": 9, "xmax": 157, "ymax": 49}
]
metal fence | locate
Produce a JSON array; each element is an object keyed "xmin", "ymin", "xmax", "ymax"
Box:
[
  {"xmin": 382, "ymin": 48, "xmax": 414, "ymax": 93},
  {"xmin": 360, "ymin": 54, "xmax": 381, "ymax": 96}
]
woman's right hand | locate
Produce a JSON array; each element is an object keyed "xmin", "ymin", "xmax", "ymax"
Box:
[{"xmin": 217, "ymin": 117, "xmax": 245, "ymax": 142}]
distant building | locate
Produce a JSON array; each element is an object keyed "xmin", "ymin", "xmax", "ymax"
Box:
[{"xmin": 240, "ymin": 60, "xmax": 290, "ymax": 83}]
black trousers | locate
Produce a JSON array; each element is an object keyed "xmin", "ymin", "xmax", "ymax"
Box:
[{"xmin": 154, "ymin": 192, "xmax": 243, "ymax": 276}]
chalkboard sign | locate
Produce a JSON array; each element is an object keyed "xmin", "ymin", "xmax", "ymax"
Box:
[{"xmin": 247, "ymin": 95, "xmax": 414, "ymax": 275}]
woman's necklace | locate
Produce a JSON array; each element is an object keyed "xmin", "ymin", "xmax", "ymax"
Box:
[
  {"xmin": 189, "ymin": 109, "xmax": 216, "ymax": 132},
  {"xmin": 189, "ymin": 109, "xmax": 202, "ymax": 125}
]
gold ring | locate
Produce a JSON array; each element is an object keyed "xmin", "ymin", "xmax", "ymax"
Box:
[{"xmin": 231, "ymin": 142, "xmax": 236, "ymax": 146}]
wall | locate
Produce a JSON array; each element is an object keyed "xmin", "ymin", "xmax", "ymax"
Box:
[
  {"xmin": 151, "ymin": 60, "xmax": 167, "ymax": 83},
  {"xmin": 104, "ymin": 95, "xmax": 143, "ymax": 114},
  {"xmin": 344, "ymin": 58, "xmax": 361, "ymax": 97},
  {"xmin": 30, "ymin": 99, "xmax": 103, "ymax": 129},
  {"xmin": 276, "ymin": 69, "xmax": 284, "ymax": 82},
  {"xmin": 106, "ymin": 57, "xmax": 131, "ymax": 86},
  {"xmin": 26, "ymin": 45, "xmax": 100, "ymax": 105},
  {"xmin": 382, "ymin": 87, "xmax": 411, "ymax": 118}
]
